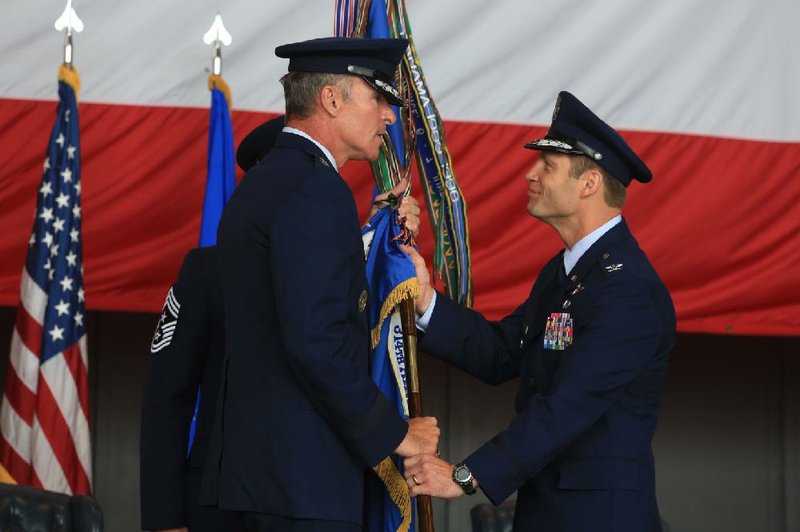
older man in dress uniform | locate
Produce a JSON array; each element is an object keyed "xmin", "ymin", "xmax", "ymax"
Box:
[{"xmin": 201, "ymin": 37, "xmax": 439, "ymax": 532}]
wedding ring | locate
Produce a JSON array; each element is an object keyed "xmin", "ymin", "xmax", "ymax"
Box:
[{"xmin": 412, "ymin": 474, "xmax": 421, "ymax": 485}]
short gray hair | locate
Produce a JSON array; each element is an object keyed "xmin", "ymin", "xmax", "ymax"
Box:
[{"xmin": 280, "ymin": 72, "xmax": 353, "ymax": 120}]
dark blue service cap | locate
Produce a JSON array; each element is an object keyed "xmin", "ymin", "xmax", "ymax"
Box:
[
  {"xmin": 236, "ymin": 115, "xmax": 285, "ymax": 171},
  {"xmin": 275, "ymin": 37, "xmax": 408, "ymax": 106},
  {"xmin": 525, "ymin": 91, "xmax": 652, "ymax": 186}
]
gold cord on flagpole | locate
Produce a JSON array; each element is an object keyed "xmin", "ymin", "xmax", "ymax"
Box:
[
  {"xmin": 58, "ymin": 64, "xmax": 81, "ymax": 97},
  {"xmin": 208, "ymin": 74, "xmax": 232, "ymax": 112}
]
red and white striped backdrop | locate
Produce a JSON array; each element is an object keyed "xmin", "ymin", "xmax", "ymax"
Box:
[{"xmin": 2, "ymin": 0, "xmax": 799, "ymax": 335}]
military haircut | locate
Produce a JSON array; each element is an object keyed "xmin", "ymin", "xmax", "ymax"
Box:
[
  {"xmin": 568, "ymin": 154, "xmax": 627, "ymax": 208},
  {"xmin": 280, "ymin": 72, "xmax": 353, "ymax": 120}
]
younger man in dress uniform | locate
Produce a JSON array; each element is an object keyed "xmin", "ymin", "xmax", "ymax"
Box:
[
  {"xmin": 202, "ymin": 37, "xmax": 439, "ymax": 532},
  {"xmin": 403, "ymin": 91, "xmax": 676, "ymax": 532}
]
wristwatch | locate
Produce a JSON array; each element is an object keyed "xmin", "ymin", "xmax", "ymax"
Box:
[{"xmin": 452, "ymin": 462, "xmax": 476, "ymax": 495}]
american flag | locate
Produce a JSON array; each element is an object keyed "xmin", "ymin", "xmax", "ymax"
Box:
[{"xmin": 0, "ymin": 77, "xmax": 92, "ymax": 495}]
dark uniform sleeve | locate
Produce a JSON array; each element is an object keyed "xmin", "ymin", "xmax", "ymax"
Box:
[
  {"xmin": 463, "ymin": 275, "xmax": 665, "ymax": 504},
  {"xmin": 140, "ymin": 249, "xmax": 211, "ymax": 530},
  {"xmin": 270, "ymin": 169, "xmax": 407, "ymax": 467},
  {"xmin": 421, "ymin": 294, "xmax": 528, "ymax": 385}
]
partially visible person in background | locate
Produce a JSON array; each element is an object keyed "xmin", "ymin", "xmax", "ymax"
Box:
[{"xmin": 139, "ymin": 116, "xmax": 284, "ymax": 532}]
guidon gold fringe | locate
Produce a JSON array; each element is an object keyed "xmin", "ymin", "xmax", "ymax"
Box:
[
  {"xmin": 370, "ymin": 278, "xmax": 419, "ymax": 349},
  {"xmin": 373, "ymin": 456, "xmax": 412, "ymax": 531}
]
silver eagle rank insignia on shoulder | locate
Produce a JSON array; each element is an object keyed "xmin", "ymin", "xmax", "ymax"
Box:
[{"xmin": 150, "ymin": 287, "xmax": 180, "ymax": 353}]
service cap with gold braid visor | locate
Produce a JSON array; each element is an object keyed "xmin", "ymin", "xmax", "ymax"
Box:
[
  {"xmin": 275, "ymin": 37, "xmax": 408, "ymax": 106},
  {"xmin": 525, "ymin": 91, "xmax": 653, "ymax": 187}
]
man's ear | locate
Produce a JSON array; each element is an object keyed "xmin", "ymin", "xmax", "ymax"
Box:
[
  {"xmin": 580, "ymin": 168, "xmax": 603, "ymax": 198},
  {"xmin": 319, "ymin": 85, "xmax": 341, "ymax": 117}
]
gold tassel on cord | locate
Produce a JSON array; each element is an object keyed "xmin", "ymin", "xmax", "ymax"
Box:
[
  {"xmin": 58, "ymin": 64, "xmax": 81, "ymax": 97},
  {"xmin": 208, "ymin": 74, "xmax": 232, "ymax": 111}
]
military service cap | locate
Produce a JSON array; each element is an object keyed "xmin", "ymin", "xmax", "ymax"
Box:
[
  {"xmin": 236, "ymin": 115, "xmax": 285, "ymax": 172},
  {"xmin": 275, "ymin": 37, "xmax": 408, "ymax": 106},
  {"xmin": 525, "ymin": 91, "xmax": 652, "ymax": 186}
]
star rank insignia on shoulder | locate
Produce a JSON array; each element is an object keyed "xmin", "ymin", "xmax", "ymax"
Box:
[{"xmin": 150, "ymin": 287, "xmax": 180, "ymax": 353}]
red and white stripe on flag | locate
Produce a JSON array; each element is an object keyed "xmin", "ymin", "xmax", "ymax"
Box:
[
  {"xmin": 1, "ymin": 271, "xmax": 92, "ymax": 494},
  {"xmin": 0, "ymin": 77, "xmax": 92, "ymax": 495}
]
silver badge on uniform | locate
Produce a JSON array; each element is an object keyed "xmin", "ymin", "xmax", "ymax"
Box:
[
  {"xmin": 358, "ymin": 290, "xmax": 368, "ymax": 312},
  {"xmin": 150, "ymin": 287, "xmax": 180, "ymax": 353}
]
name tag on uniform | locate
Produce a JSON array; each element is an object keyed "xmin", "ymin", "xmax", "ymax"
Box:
[{"xmin": 543, "ymin": 312, "xmax": 573, "ymax": 350}]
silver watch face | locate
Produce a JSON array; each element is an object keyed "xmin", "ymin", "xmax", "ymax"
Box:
[{"xmin": 454, "ymin": 465, "xmax": 471, "ymax": 483}]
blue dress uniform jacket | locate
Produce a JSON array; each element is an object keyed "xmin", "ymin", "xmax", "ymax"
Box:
[
  {"xmin": 140, "ymin": 246, "xmax": 237, "ymax": 531},
  {"xmin": 206, "ymin": 132, "xmax": 407, "ymax": 524},
  {"xmin": 421, "ymin": 220, "xmax": 675, "ymax": 532}
]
